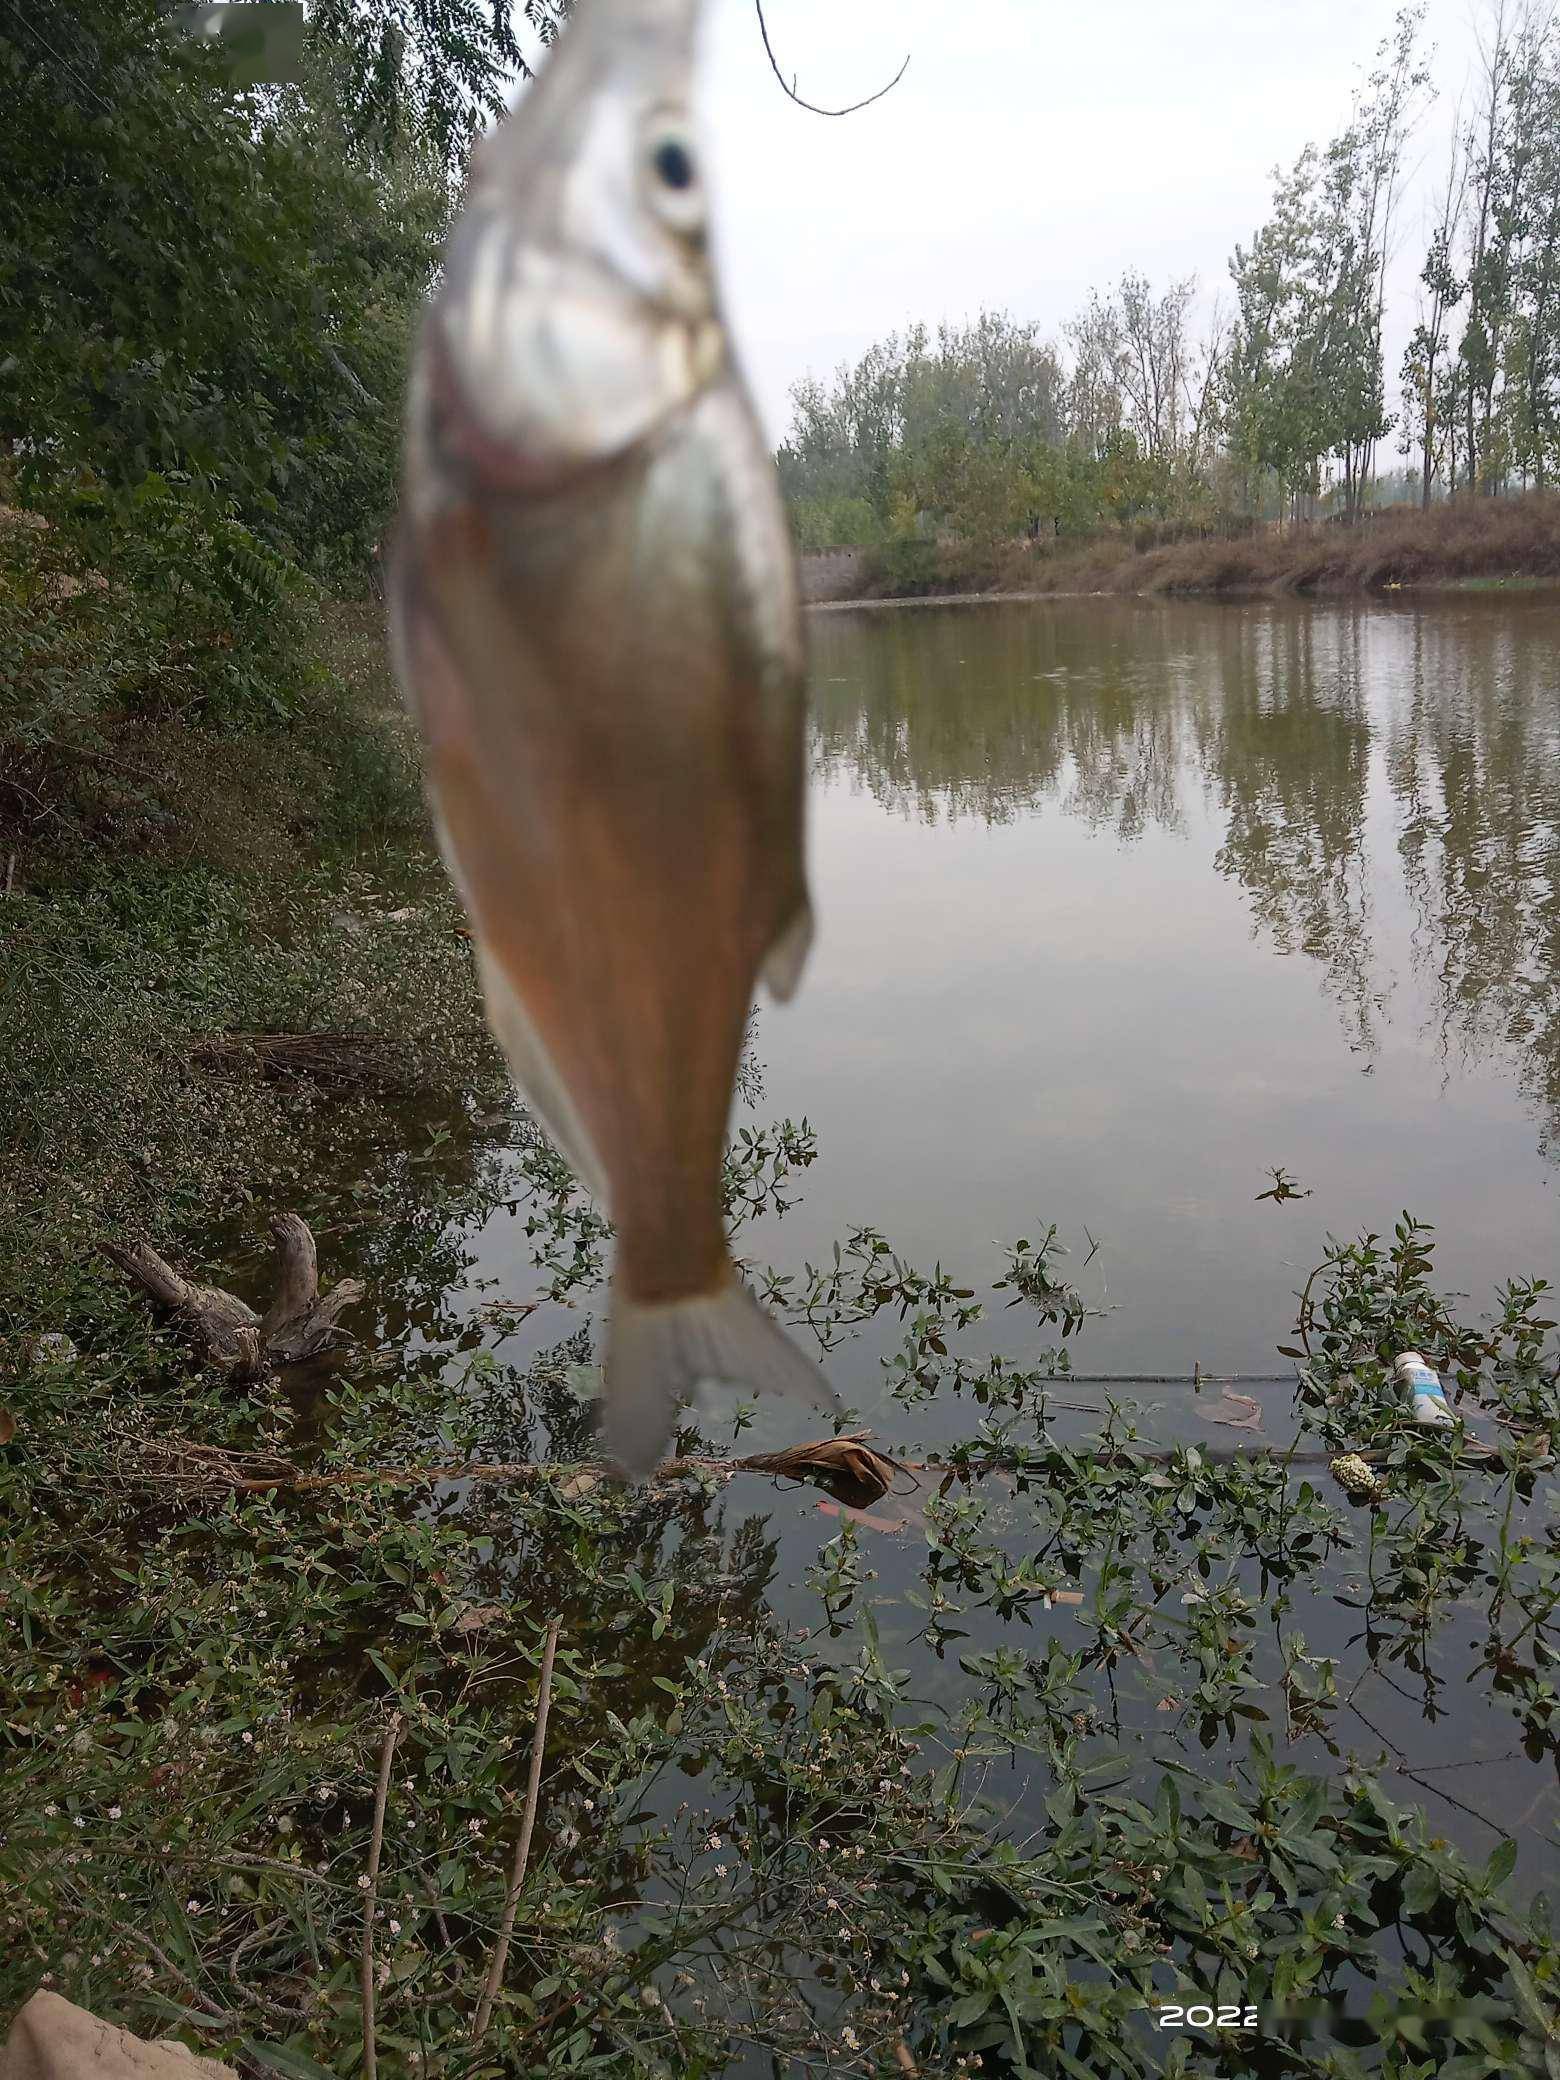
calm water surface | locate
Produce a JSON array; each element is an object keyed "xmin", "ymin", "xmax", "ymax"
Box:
[{"xmin": 761, "ymin": 593, "xmax": 1559, "ymax": 1394}]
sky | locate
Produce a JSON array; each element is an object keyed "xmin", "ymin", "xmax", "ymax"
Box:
[{"xmin": 515, "ymin": 0, "xmax": 1498, "ymax": 448}]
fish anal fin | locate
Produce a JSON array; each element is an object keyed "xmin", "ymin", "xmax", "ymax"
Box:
[
  {"xmin": 603, "ymin": 1267, "xmax": 841, "ymax": 1479},
  {"xmin": 761, "ymin": 899, "xmax": 814, "ymax": 1004},
  {"xmin": 473, "ymin": 940, "xmax": 611, "ymax": 1208}
]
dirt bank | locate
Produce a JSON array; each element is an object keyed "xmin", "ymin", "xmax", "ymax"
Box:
[{"xmin": 816, "ymin": 492, "xmax": 1560, "ymax": 606}]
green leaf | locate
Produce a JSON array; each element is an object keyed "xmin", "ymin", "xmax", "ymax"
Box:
[
  {"xmin": 1483, "ymin": 1837, "xmax": 1518, "ymax": 1890},
  {"xmin": 1192, "ymin": 1780, "xmax": 1256, "ymax": 1831},
  {"xmin": 242, "ymin": 2043, "xmax": 340, "ymax": 2080}
]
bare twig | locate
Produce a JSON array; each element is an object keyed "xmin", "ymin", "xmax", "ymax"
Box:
[
  {"xmin": 753, "ymin": 0, "xmax": 908, "ymax": 116},
  {"xmin": 361, "ymin": 1712, "xmax": 403, "ymax": 2080},
  {"xmin": 120, "ymin": 1925, "xmax": 238, "ymax": 2029},
  {"xmin": 472, "ymin": 1618, "xmax": 562, "ymax": 2044}
]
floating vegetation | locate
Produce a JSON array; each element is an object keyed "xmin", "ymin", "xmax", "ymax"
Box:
[{"xmin": 3, "ymin": 1166, "xmax": 1558, "ymax": 2076}]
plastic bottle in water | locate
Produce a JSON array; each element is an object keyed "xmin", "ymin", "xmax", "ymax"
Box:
[{"xmin": 1393, "ymin": 1350, "xmax": 1456, "ymax": 1427}]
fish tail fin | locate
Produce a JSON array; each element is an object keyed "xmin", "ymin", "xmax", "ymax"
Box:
[{"xmin": 603, "ymin": 1267, "xmax": 842, "ymax": 1480}]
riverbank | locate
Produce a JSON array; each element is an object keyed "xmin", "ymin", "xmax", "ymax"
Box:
[
  {"xmin": 0, "ymin": 599, "xmax": 510, "ymax": 1339},
  {"xmin": 810, "ymin": 490, "xmax": 1560, "ymax": 606}
]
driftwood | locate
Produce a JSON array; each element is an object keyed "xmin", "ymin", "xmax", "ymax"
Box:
[{"xmin": 101, "ymin": 1213, "xmax": 363, "ymax": 1382}]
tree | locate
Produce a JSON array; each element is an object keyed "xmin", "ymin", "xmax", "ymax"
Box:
[
  {"xmin": 304, "ymin": 0, "xmax": 567, "ymax": 161},
  {"xmin": 0, "ymin": 3, "xmax": 449, "ymax": 578},
  {"xmin": 1400, "ymin": 130, "xmax": 1467, "ymax": 506},
  {"xmin": 1504, "ymin": 13, "xmax": 1560, "ymax": 484},
  {"xmin": 1452, "ymin": 0, "xmax": 1555, "ymax": 491},
  {"xmin": 1224, "ymin": 6, "xmax": 1428, "ymax": 524}
]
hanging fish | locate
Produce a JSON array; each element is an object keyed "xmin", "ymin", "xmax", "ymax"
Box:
[{"xmin": 389, "ymin": 0, "xmax": 838, "ymax": 1475}]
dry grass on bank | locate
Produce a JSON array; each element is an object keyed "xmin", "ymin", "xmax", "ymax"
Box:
[{"xmin": 1025, "ymin": 490, "xmax": 1560, "ymax": 598}]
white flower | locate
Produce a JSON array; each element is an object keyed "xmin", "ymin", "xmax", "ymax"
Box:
[
  {"xmin": 241, "ymin": 1732, "xmax": 253, "ymax": 1746},
  {"xmin": 388, "ymin": 1920, "xmax": 401, "ymax": 1935},
  {"xmin": 841, "ymin": 2026, "xmax": 860, "ymax": 2051},
  {"xmin": 107, "ymin": 1806, "xmax": 121, "ymax": 1821},
  {"xmin": 358, "ymin": 1875, "xmax": 372, "ymax": 1890},
  {"xmin": 714, "ymin": 1863, "xmax": 728, "ymax": 1878},
  {"xmin": 43, "ymin": 1806, "xmax": 58, "ymax": 1819},
  {"xmin": 71, "ymin": 1817, "xmax": 84, "ymax": 1830},
  {"xmin": 185, "ymin": 1900, "xmax": 200, "ymax": 1913},
  {"xmin": 817, "ymin": 1838, "xmax": 830, "ymax": 1852}
]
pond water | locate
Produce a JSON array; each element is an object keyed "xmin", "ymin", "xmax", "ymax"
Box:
[{"xmin": 209, "ymin": 594, "xmax": 1559, "ymax": 2066}]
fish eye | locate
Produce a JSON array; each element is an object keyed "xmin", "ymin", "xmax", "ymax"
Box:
[
  {"xmin": 643, "ymin": 116, "xmax": 705, "ymax": 236},
  {"xmin": 653, "ymin": 138, "xmax": 695, "ymax": 191}
]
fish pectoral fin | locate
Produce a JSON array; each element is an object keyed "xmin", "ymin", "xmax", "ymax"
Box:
[
  {"xmin": 473, "ymin": 940, "xmax": 611, "ymax": 1209},
  {"xmin": 760, "ymin": 899, "xmax": 814, "ymax": 1005},
  {"xmin": 603, "ymin": 1269, "xmax": 842, "ymax": 1479}
]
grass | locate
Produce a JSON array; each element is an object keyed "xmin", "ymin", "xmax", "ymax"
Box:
[{"xmin": 0, "ymin": 588, "xmax": 501, "ymax": 1348}]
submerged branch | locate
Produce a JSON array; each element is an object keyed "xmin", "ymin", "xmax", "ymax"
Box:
[{"xmin": 102, "ymin": 1426, "xmax": 1514, "ymax": 1517}]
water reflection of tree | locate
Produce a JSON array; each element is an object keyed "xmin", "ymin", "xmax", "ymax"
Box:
[
  {"xmin": 807, "ymin": 604, "xmax": 1191, "ymax": 837},
  {"xmin": 1203, "ymin": 610, "xmax": 1380, "ymax": 1055},
  {"xmin": 808, "ymin": 598, "xmax": 1560, "ymax": 1152},
  {"xmin": 1391, "ymin": 606, "xmax": 1560, "ymax": 1157}
]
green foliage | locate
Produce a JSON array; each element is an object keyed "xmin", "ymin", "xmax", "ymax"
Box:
[
  {"xmin": 787, "ymin": 495, "xmax": 884, "ymax": 551},
  {"xmin": 3, "ymin": 1157, "xmax": 1558, "ymax": 2071},
  {"xmin": 0, "ymin": 1, "xmax": 457, "ymax": 808},
  {"xmin": 0, "ymin": 3, "xmax": 450, "ymax": 585}
]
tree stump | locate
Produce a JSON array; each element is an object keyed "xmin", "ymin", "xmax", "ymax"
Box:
[{"xmin": 101, "ymin": 1212, "xmax": 364, "ymax": 1381}]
